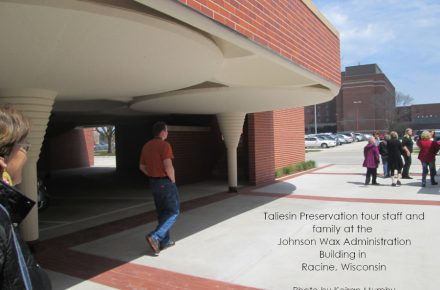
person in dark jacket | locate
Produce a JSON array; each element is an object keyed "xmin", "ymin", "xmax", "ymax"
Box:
[
  {"xmin": 387, "ymin": 131, "xmax": 404, "ymax": 187},
  {"xmin": 363, "ymin": 136, "xmax": 380, "ymax": 185},
  {"xmin": 378, "ymin": 134, "xmax": 390, "ymax": 178},
  {"xmin": 0, "ymin": 104, "xmax": 51, "ymax": 289},
  {"xmin": 417, "ymin": 130, "xmax": 440, "ymax": 187},
  {"xmin": 401, "ymin": 128, "xmax": 414, "ymax": 179}
]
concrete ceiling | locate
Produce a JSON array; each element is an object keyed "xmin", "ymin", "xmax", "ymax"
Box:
[
  {"xmin": 0, "ymin": 0, "xmax": 223, "ymax": 101},
  {"xmin": 0, "ymin": 0, "xmax": 339, "ymax": 117}
]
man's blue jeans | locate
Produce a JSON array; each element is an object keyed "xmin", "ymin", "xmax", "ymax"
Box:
[{"xmin": 149, "ymin": 178, "xmax": 180, "ymax": 248}]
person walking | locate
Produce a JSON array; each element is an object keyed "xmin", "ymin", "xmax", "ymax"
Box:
[
  {"xmin": 401, "ymin": 128, "xmax": 414, "ymax": 179},
  {"xmin": 0, "ymin": 105, "xmax": 51, "ymax": 289},
  {"xmin": 139, "ymin": 121, "xmax": 179, "ymax": 255},
  {"xmin": 363, "ymin": 136, "xmax": 380, "ymax": 185},
  {"xmin": 379, "ymin": 134, "xmax": 390, "ymax": 178},
  {"xmin": 417, "ymin": 131, "xmax": 440, "ymax": 187},
  {"xmin": 387, "ymin": 131, "xmax": 404, "ymax": 187}
]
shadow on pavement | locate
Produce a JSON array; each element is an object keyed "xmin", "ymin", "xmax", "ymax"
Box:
[{"xmin": 34, "ymin": 167, "xmax": 294, "ymax": 287}]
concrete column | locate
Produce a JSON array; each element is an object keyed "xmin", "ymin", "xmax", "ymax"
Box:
[
  {"xmin": 0, "ymin": 88, "xmax": 56, "ymax": 241},
  {"xmin": 216, "ymin": 112, "xmax": 246, "ymax": 192}
]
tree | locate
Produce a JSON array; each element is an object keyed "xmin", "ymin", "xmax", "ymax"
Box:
[
  {"xmin": 389, "ymin": 91, "xmax": 413, "ymax": 134},
  {"xmin": 395, "ymin": 91, "xmax": 414, "ymax": 107},
  {"xmin": 96, "ymin": 125, "xmax": 115, "ymax": 153}
]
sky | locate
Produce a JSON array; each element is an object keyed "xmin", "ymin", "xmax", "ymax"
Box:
[{"xmin": 312, "ymin": 0, "xmax": 440, "ymax": 104}]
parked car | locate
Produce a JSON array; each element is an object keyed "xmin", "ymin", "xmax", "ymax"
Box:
[
  {"xmin": 363, "ymin": 133, "xmax": 373, "ymax": 140},
  {"xmin": 305, "ymin": 136, "xmax": 337, "ymax": 148},
  {"xmin": 337, "ymin": 133, "xmax": 353, "ymax": 143},
  {"xmin": 340, "ymin": 132, "xmax": 356, "ymax": 142},
  {"xmin": 354, "ymin": 133, "xmax": 367, "ymax": 141},
  {"xmin": 94, "ymin": 143, "xmax": 108, "ymax": 151},
  {"xmin": 330, "ymin": 134, "xmax": 346, "ymax": 145},
  {"xmin": 316, "ymin": 134, "xmax": 341, "ymax": 146}
]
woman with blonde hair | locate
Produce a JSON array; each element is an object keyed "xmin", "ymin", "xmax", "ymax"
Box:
[
  {"xmin": 0, "ymin": 104, "xmax": 51, "ymax": 289},
  {"xmin": 417, "ymin": 130, "xmax": 440, "ymax": 187},
  {"xmin": 386, "ymin": 131, "xmax": 404, "ymax": 186}
]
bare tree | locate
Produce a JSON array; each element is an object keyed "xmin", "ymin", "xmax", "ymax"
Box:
[
  {"xmin": 395, "ymin": 91, "xmax": 414, "ymax": 107},
  {"xmin": 96, "ymin": 125, "xmax": 115, "ymax": 153},
  {"xmin": 388, "ymin": 91, "xmax": 413, "ymax": 134}
]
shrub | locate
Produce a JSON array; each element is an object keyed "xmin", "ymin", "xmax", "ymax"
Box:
[{"xmin": 275, "ymin": 160, "xmax": 316, "ymax": 178}]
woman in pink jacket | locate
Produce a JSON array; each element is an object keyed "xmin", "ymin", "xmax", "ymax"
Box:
[
  {"xmin": 417, "ymin": 131, "xmax": 440, "ymax": 187},
  {"xmin": 363, "ymin": 136, "xmax": 380, "ymax": 185}
]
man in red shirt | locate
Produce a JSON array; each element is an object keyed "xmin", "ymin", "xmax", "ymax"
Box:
[{"xmin": 139, "ymin": 122, "xmax": 179, "ymax": 255}]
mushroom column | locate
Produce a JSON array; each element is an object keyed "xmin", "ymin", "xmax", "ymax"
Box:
[
  {"xmin": 216, "ymin": 112, "xmax": 246, "ymax": 192},
  {"xmin": 0, "ymin": 88, "xmax": 56, "ymax": 242}
]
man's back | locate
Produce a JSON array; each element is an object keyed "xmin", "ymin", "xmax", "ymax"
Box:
[{"xmin": 140, "ymin": 138, "xmax": 174, "ymax": 178}]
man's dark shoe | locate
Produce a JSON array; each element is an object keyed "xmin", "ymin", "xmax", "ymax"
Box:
[
  {"xmin": 160, "ymin": 240, "xmax": 176, "ymax": 250},
  {"xmin": 391, "ymin": 183, "xmax": 396, "ymax": 187},
  {"xmin": 372, "ymin": 182, "xmax": 380, "ymax": 185},
  {"xmin": 146, "ymin": 235, "xmax": 160, "ymax": 255},
  {"xmin": 396, "ymin": 180, "xmax": 401, "ymax": 186},
  {"xmin": 432, "ymin": 181, "xmax": 438, "ymax": 185}
]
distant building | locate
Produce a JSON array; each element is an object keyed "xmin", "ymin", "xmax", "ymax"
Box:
[
  {"xmin": 305, "ymin": 64, "xmax": 396, "ymax": 133},
  {"xmin": 304, "ymin": 98, "xmax": 336, "ymax": 134},
  {"xmin": 398, "ymin": 103, "xmax": 440, "ymax": 130}
]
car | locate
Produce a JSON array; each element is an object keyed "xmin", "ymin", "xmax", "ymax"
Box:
[
  {"xmin": 305, "ymin": 136, "xmax": 337, "ymax": 148},
  {"xmin": 336, "ymin": 133, "xmax": 353, "ymax": 143},
  {"xmin": 315, "ymin": 134, "xmax": 341, "ymax": 146},
  {"xmin": 354, "ymin": 133, "xmax": 367, "ymax": 141},
  {"xmin": 336, "ymin": 133, "xmax": 353, "ymax": 144},
  {"xmin": 363, "ymin": 133, "xmax": 373, "ymax": 140},
  {"xmin": 94, "ymin": 143, "xmax": 108, "ymax": 151}
]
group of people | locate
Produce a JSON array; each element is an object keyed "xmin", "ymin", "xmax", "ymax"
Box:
[{"xmin": 363, "ymin": 128, "xmax": 440, "ymax": 187}]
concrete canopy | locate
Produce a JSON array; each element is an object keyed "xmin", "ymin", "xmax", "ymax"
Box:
[{"xmin": 0, "ymin": 0, "xmax": 339, "ymax": 116}]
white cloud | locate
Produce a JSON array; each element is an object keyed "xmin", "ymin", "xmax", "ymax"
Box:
[{"xmin": 313, "ymin": 0, "xmax": 440, "ymax": 103}]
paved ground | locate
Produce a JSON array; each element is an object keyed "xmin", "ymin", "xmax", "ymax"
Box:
[{"xmin": 34, "ymin": 142, "xmax": 440, "ymax": 290}]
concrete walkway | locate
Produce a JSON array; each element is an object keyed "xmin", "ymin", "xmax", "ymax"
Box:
[{"xmin": 35, "ymin": 142, "xmax": 440, "ymax": 290}]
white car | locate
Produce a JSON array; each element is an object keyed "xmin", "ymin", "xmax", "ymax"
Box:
[{"xmin": 305, "ymin": 136, "xmax": 337, "ymax": 148}]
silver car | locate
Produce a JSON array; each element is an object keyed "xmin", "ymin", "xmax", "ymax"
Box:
[{"xmin": 305, "ymin": 136, "xmax": 337, "ymax": 148}]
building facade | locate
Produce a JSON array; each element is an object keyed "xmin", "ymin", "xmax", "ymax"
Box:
[
  {"xmin": 397, "ymin": 103, "xmax": 440, "ymax": 130},
  {"xmin": 305, "ymin": 64, "xmax": 395, "ymax": 134}
]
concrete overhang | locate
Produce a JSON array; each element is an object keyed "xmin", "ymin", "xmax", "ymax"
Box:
[{"xmin": 0, "ymin": 0, "xmax": 340, "ymax": 117}]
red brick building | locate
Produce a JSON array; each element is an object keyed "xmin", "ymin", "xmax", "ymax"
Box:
[
  {"xmin": 305, "ymin": 64, "xmax": 395, "ymax": 134},
  {"xmin": 397, "ymin": 103, "xmax": 440, "ymax": 130}
]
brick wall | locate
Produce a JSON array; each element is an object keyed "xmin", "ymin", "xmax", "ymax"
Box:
[
  {"xmin": 248, "ymin": 108, "xmax": 306, "ymax": 185},
  {"xmin": 273, "ymin": 108, "xmax": 305, "ymax": 169},
  {"xmin": 48, "ymin": 128, "xmax": 93, "ymax": 169},
  {"xmin": 167, "ymin": 128, "xmax": 224, "ymax": 184},
  {"xmin": 176, "ymin": 0, "xmax": 340, "ymax": 85},
  {"xmin": 247, "ymin": 112, "xmax": 275, "ymax": 185},
  {"xmin": 83, "ymin": 128, "xmax": 95, "ymax": 166}
]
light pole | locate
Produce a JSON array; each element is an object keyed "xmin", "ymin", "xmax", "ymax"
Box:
[
  {"xmin": 314, "ymin": 104, "xmax": 317, "ymax": 134},
  {"xmin": 353, "ymin": 101, "xmax": 362, "ymax": 131}
]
